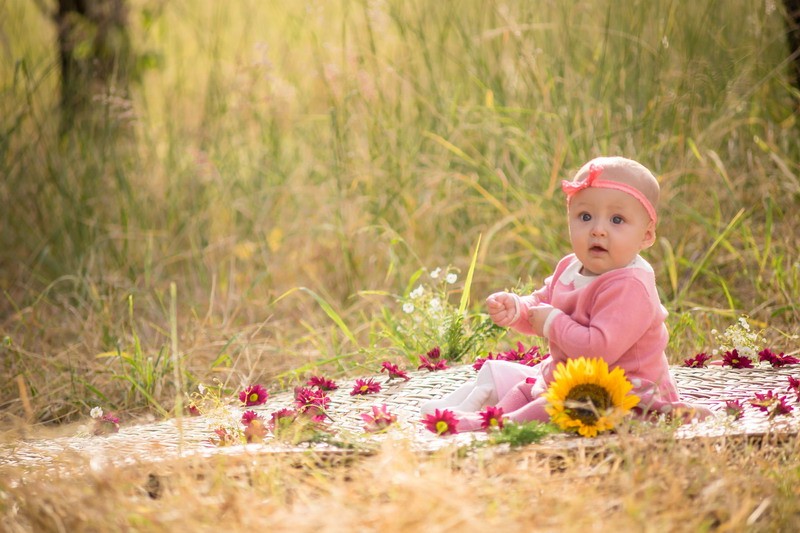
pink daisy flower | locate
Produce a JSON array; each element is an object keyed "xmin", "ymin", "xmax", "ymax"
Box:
[
  {"xmin": 683, "ymin": 352, "xmax": 713, "ymax": 368},
  {"xmin": 361, "ymin": 404, "xmax": 397, "ymax": 433},
  {"xmin": 418, "ymin": 355, "xmax": 448, "ymax": 372},
  {"xmin": 472, "ymin": 355, "xmax": 493, "ymax": 371},
  {"xmin": 474, "ymin": 343, "xmax": 549, "ymax": 371},
  {"xmin": 210, "ymin": 426, "xmax": 237, "ymax": 447},
  {"xmin": 239, "ymin": 384, "xmax": 269, "ymax": 406},
  {"xmin": 749, "ymin": 391, "xmax": 794, "ymax": 419},
  {"xmin": 351, "ymin": 378, "xmax": 382, "ymax": 396},
  {"xmin": 479, "ymin": 406, "xmax": 505, "ymax": 431},
  {"xmin": 92, "ymin": 412, "xmax": 121, "ymax": 436},
  {"xmin": 241, "ymin": 410, "xmax": 262, "ymax": 426},
  {"xmin": 724, "ymin": 399, "xmax": 745, "ymax": 420},
  {"xmin": 244, "ymin": 419, "xmax": 267, "ymax": 443},
  {"xmin": 294, "ymin": 387, "xmax": 330, "ymax": 416},
  {"xmin": 422, "ymin": 409, "xmax": 459, "ymax": 436},
  {"xmin": 721, "ymin": 350, "xmax": 754, "ymax": 369},
  {"xmin": 307, "ymin": 376, "xmax": 339, "ymax": 391},
  {"xmin": 759, "ymin": 349, "xmax": 800, "ymax": 368},
  {"xmin": 269, "ymin": 408, "xmax": 298, "ymax": 431},
  {"xmin": 787, "ymin": 376, "xmax": 800, "ymax": 400},
  {"xmin": 381, "ymin": 361, "xmax": 410, "ymax": 381}
]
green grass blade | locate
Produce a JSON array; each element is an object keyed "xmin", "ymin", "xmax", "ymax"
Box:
[
  {"xmin": 274, "ymin": 287, "xmax": 357, "ymax": 346},
  {"xmin": 458, "ymin": 234, "xmax": 482, "ymax": 314}
]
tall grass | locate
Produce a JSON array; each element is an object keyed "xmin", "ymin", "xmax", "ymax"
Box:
[{"xmin": 1, "ymin": 0, "xmax": 798, "ymax": 424}]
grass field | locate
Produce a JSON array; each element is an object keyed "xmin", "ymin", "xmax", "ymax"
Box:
[{"xmin": 2, "ymin": 0, "xmax": 800, "ymax": 530}]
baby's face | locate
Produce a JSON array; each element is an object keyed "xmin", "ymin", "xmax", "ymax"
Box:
[{"xmin": 567, "ymin": 187, "xmax": 656, "ymax": 276}]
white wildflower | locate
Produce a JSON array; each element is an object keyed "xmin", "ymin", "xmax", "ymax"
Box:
[
  {"xmin": 410, "ymin": 285, "xmax": 425, "ymax": 299},
  {"xmin": 429, "ymin": 298, "xmax": 442, "ymax": 311},
  {"xmin": 198, "ymin": 383, "xmax": 206, "ymax": 395},
  {"xmin": 403, "ymin": 303, "xmax": 415, "ymax": 314},
  {"xmin": 90, "ymin": 407, "xmax": 103, "ymax": 419},
  {"xmin": 430, "ymin": 267, "xmax": 441, "ymax": 279},
  {"xmin": 446, "ymin": 273, "xmax": 457, "ymax": 284}
]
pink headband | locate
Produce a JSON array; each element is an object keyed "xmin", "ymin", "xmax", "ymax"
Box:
[{"xmin": 561, "ymin": 163, "xmax": 658, "ymax": 223}]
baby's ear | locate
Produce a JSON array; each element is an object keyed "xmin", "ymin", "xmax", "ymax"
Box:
[{"xmin": 641, "ymin": 221, "xmax": 657, "ymax": 249}]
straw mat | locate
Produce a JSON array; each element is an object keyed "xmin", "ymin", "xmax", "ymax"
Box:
[{"xmin": 2, "ymin": 365, "xmax": 798, "ymax": 471}]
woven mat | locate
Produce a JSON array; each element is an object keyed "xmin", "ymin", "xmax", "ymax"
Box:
[{"xmin": 2, "ymin": 365, "xmax": 798, "ymax": 470}]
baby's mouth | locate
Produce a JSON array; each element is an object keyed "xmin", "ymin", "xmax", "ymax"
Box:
[{"xmin": 589, "ymin": 245, "xmax": 607, "ymax": 253}]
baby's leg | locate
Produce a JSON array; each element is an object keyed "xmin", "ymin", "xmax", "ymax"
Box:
[
  {"xmin": 419, "ymin": 368, "xmax": 495, "ymax": 415},
  {"xmin": 420, "ymin": 360, "xmax": 539, "ymax": 415},
  {"xmin": 496, "ymin": 380, "xmax": 536, "ymax": 412},
  {"xmin": 503, "ymin": 396, "xmax": 550, "ymax": 424}
]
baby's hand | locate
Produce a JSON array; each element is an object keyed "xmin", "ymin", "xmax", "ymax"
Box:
[
  {"xmin": 528, "ymin": 305, "xmax": 555, "ymax": 337},
  {"xmin": 486, "ymin": 292, "xmax": 520, "ymax": 327}
]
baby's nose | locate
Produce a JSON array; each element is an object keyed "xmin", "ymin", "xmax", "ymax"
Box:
[{"xmin": 591, "ymin": 222, "xmax": 607, "ymax": 236}]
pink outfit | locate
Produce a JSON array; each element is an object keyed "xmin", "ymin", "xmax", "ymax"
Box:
[{"xmin": 439, "ymin": 254, "xmax": 705, "ymax": 432}]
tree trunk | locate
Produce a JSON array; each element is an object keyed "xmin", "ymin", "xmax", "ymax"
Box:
[{"xmin": 55, "ymin": 0, "xmax": 132, "ymax": 132}]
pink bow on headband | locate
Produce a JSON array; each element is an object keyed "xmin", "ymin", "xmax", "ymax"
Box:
[
  {"xmin": 560, "ymin": 163, "xmax": 657, "ymax": 222},
  {"xmin": 561, "ymin": 163, "xmax": 603, "ymax": 196}
]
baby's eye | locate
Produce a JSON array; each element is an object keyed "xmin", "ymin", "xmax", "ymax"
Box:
[
  {"xmin": 580, "ymin": 213, "xmax": 592, "ymax": 222},
  {"xmin": 611, "ymin": 215, "xmax": 624, "ymax": 224}
]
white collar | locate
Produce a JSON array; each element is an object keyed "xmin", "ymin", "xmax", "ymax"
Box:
[{"xmin": 560, "ymin": 255, "xmax": 652, "ymax": 289}]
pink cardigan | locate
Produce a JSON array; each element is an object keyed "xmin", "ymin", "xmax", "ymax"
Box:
[{"xmin": 511, "ymin": 254, "xmax": 681, "ymax": 408}]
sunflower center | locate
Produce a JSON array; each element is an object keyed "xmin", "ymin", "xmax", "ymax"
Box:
[
  {"xmin": 435, "ymin": 420, "xmax": 449, "ymax": 434},
  {"xmin": 565, "ymin": 383, "xmax": 613, "ymax": 425}
]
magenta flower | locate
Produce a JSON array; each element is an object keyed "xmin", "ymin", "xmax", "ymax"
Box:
[
  {"xmin": 788, "ymin": 376, "xmax": 800, "ymax": 400},
  {"xmin": 361, "ymin": 404, "xmax": 397, "ymax": 433},
  {"xmin": 380, "ymin": 361, "xmax": 410, "ymax": 381},
  {"xmin": 683, "ymin": 352, "xmax": 713, "ymax": 368},
  {"xmin": 307, "ymin": 376, "xmax": 339, "ymax": 391},
  {"xmin": 724, "ymin": 400, "xmax": 745, "ymax": 420},
  {"xmin": 294, "ymin": 387, "xmax": 330, "ymax": 416},
  {"xmin": 758, "ymin": 349, "xmax": 800, "ymax": 368},
  {"xmin": 92, "ymin": 412, "xmax": 121, "ymax": 436},
  {"xmin": 749, "ymin": 391, "xmax": 794, "ymax": 419},
  {"xmin": 209, "ymin": 426, "xmax": 237, "ymax": 447},
  {"xmin": 501, "ymin": 342, "xmax": 549, "ymax": 366},
  {"xmin": 186, "ymin": 403, "xmax": 202, "ymax": 417},
  {"xmin": 351, "ymin": 378, "xmax": 382, "ymax": 396},
  {"xmin": 721, "ymin": 350, "xmax": 754, "ymax": 369},
  {"xmin": 479, "ymin": 406, "xmax": 505, "ymax": 431},
  {"xmin": 426, "ymin": 346, "xmax": 441, "ymax": 360},
  {"xmin": 239, "ymin": 384, "xmax": 269, "ymax": 406},
  {"xmin": 241, "ymin": 410, "xmax": 262, "ymax": 426},
  {"xmin": 422, "ymin": 409, "xmax": 459, "ymax": 436},
  {"xmin": 244, "ymin": 419, "xmax": 267, "ymax": 443},
  {"xmin": 473, "ymin": 343, "xmax": 550, "ymax": 371},
  {"xmin": 472, "ymin": 355, "xmax": 493, "ymax": 371},
  {"xmin": 269, "ymin": 408, "xmax": 298, "ymax": 431},
  {"xmin": 418, "ymin": 355, "xmax": 448, "ymax": 372}
]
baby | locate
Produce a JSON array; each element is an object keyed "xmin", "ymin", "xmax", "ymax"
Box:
[{"xmin": 422, "ymin": 156, "xmax": 710, "ymax": 430}]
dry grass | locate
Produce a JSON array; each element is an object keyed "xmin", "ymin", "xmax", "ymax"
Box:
[
  {"xmin": 1, "ymin": 0, "xmax": 800, "ymax": 530},
  {"xmin": 2, "ymin": 434, "xmax": 800, "ymax": 531}
]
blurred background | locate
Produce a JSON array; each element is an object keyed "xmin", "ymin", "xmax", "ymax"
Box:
[{"xmin": 1, "ymin": 0, "xmax": 798, "ymax": 425}]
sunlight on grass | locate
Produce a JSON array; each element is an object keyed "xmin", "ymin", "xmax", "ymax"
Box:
[{"xmin": 1, "ymin": 0, "xmax": 799, "ymax": 528}]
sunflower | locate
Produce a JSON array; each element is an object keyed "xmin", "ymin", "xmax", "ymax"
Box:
[{"xmin": 544, "ymin": 357, "xmax": 639, "ymax": 438}]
